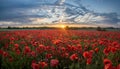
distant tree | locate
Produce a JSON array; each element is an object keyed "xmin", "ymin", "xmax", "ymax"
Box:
[
  {"xmin": 97, "ymin": 26, "xmax": 102, "ymax": 31},
  {"xmin": 97, "ymin": 26, "xmax": 106, "ymax": 31},
  {"xmin": 65, "ymin": 26, "xmax": 69, "ymax": 30},
  {"xmin": 7, "ymin": 26, "xmax": 11, "ymax": 29},
  {"xmin": 107, "ymin": 27, "xmax": 114, "ymax": 29}
]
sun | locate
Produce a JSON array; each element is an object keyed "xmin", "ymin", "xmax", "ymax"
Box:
[{"xmin": 60, "ymin": 25, "xmax": 66, "ymax": 29}]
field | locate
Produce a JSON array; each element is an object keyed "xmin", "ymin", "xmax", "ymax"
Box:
[{"xmin": 0, "ymin": 30, "xmax": 120, "ymax": 69}]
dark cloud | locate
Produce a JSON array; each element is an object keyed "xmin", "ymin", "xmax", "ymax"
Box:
[{"xmin": 102, "ymin": 13, "xmax": 120, "ymax": 24}]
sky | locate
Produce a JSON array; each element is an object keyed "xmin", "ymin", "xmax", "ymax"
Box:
[{"xmin": 0, "ymin": 0, "xmax": 120, "ymax": 28}]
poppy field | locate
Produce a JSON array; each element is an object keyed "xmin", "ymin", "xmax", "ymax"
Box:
[{"xmin": 0, "ymin": 30, "xmax": 120, "ymax": 69}]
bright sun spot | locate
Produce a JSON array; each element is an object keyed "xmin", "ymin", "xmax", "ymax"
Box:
[{"xmin": 60, "ymin": 25, "xmax": 66, "ymax": 29}]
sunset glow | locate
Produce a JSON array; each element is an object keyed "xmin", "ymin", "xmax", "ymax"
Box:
[{"xmin": 60, "ymin": 25, "xmax": 66, "ymax": 29}]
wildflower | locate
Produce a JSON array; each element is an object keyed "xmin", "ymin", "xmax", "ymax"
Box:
[
  {"xmin": 39, "ymin": 61, "xmax": 48, "ymax": 69},
  {"xmin": 31, "ymin": 51, "xmax": 36, "ymax": 57},
  {"xmin": 104, "ymin": 64, "xmax": 113, "ymax": 69},
  {"xmin": 3, "ymin": 51, "xmax": 8, "ymax": 57},
  {"xmin": 31, "ymin": 63, "xmax": 39, "ymax": 69},
  {"xmin": 50, "ymin": 59, "xmax": 59, "ymax": 67},
  {"xmin": 83, "ymin": 51, "xmax": 90, "ymax": 59},
  {"xmin": 14, "ymin": 43, "xmax": 19, "ymax": 49},
  {"xmin": 116, "ymin": 64, "xmax": 120, "ymax": 69},
  {"xmin": 103, "ymin": 48, "xmax": 110, "ymax": 56},
  {"xmin": 70, "ymin": 53, "xmax": 78, "ymax": 61},
  {"xmin": 95, "ymin": 48, "xmax": 99, "ymax": 53},
  {"xmin": 104, "ymin": 58, "xmax": 112, "ymax": 65},
  {"xmin": 45, "ymin": 54, "xmax": 52, "ymax": 59},
  {"xmin": 53, "ymin": 39, "xmax": 62, "ymax": 45},
  {"xmin": 0, "ymin": 49, "xmax": 3, "ymax": 55},
  {"xmin": 36, "ymin": 44, "xmax": 45, "ymax": 54},
  {"xmin": 111, "ymin": 47, "xmax": 116, "ymax": 53},
  {"xmin": 87, "ymin": 58, "xmax": 92, "ymax": 64},
  {"xmin": 62, "ymin": 52, "xmax": 69, "ymax": 58},
  {"xmin": 24, "ymin": 46, "xmax": 31, "ymax": 54}
]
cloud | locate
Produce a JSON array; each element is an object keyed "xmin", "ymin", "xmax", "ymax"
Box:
[
  {"xmin": 0, "ymin": 0, "xmax": 120, "ymax": 28},
  {"xmin": 0, "ymin": 21, "xmax": 21, "ymax": 27},
  {"xmin": 74, "ymin": 12, "xmax": 120, "ymax": 24},
  {"xmin": 55, "ymin": 0, "xmax": 66, "ymax": 5},
  {"xmin": 59, "ymin": 0, "xmax": 66, "ymax": 5}
]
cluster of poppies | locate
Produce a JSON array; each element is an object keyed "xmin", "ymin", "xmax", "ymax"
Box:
[{"xmin": 0, "ymin": 30, "xmax": 120, "ymax": 69}]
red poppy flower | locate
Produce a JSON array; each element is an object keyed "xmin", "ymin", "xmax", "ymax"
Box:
[
  {"xmin": 87, "ymin": 58, "xmax": 92, "ymax": 65},
  {"xmin": 0, "ymin": 49, "xmax": 3, "ymax": 55},
  {"xmin": 111, "ymin": 47, "xmax": 117, "ymax": 53},
  {"xmin": 103, "ymin": 48, "xmax": 110, "ymax": 56},
  {"xmin": 83, "ymin": 51, "xmax": 89, "ymax": 58},
  {"xmin": 62, "ymin": 52, "xmax": 69, "ymax": 58},
  {"xmin": 53, "ymin": 39, "xmax": 62, "ymax": 45},
  {"xmin": 24, "ymin": 46, "xmax": 31, "ymax": 55},
  {"xmin": 45, "ymin": 54, "xmax": 52, "ymax": 59},
  {"xmin": 14, "ymin": 43, "xmax": 19, "ymax": 49},
  {"xmin": 39, "ymin": 61, "xmax": 48, "ymax": 69},
  {"xmin": 95, "ymin": 48, "xmax": 99, "ymax": 53},
  {"xmin": 104, "ymin": 64, "xmax": 113, "ymax": 69},
  {"xmin": 104, "ymin": 58, "xmax": 112, "ymax": 65},
  {"xmin": 31, "ymin": 63, "xmax": 39, "ymax": 69},
  {"xmin": 31, "ymin": 51, "xmax": 36, "ymax": 57},
  {"xmin": 116, "ymin": 64, "xmax": 120, "ymax": 69},
  {"xmin": 83, "ymin": 51, "xmax": 92, "ymax": 59},
  {"xmin": 50, "ymin": 59, "xmax": 59, "ymax": 67},
  {"xmin": 70, "ymin": 53, "xmax": 78, "ymax": 61},
  {"xmin": 3, "ymin": 51, "xmax": 8, "ymax": 57}
]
